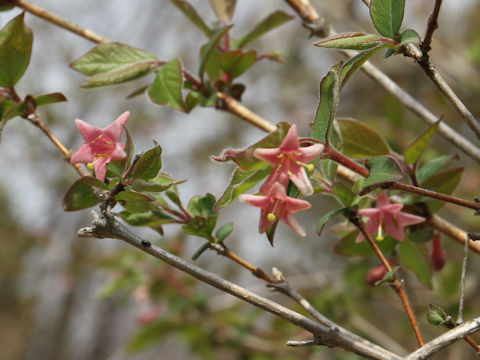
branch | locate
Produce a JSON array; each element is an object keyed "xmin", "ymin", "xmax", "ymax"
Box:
[
  {"xmin": 26, "ymin": 112, "xmax": 88, "ymax": 177},
  {"xmin": 351, "ymin": 216, "xmax": 425, "ymax": 347},
  {"xmin": 420, "ymin": 0, "xmax": 443, "ymax": 59},
  {"xmin": 429, "ymin": 214, "xmax": 480, "ymax": 254},
  {"xmin": 403, "ymin": 317, "xmax": 480, "ymax": 360},
  {"xmin": 77, "ymin": 211, "xmax": 402, "ymax": 360},
  {"xmin": 284, "ymin": 0, "xmax": 480, "ymax": 163}
]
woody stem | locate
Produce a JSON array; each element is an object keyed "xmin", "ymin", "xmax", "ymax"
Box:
[{"xmin": 351, "ymin": 216, "xmax": 425, "ymax": 348}]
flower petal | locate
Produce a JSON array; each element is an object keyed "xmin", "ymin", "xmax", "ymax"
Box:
[
  {"xmin": 104, "ymin": 111, "xmax": 129, "ymax": 141},
  {"xmin": 238, "ymin": 194, "xmax": 270, "ymax": 208},
  {"xmin": 109, "ymin": 144, "xmax": 127, "ymax": 161},
  {"xmin": 281, "ymin": 213, "xmax": 306, "ymax": 236},
  {"xmin": 253, "ymin": 147, "xmax": 281, "ymax": 165},
  {"xmin": 297, "ymin": 143, "xmax": 324, "ymax": 163},
  {"xmin": 279, "ymin": 124, "xmax": 300, "ymax": 152},
  {"xmin": 75, "ymin": 119, "xmax": 103, "ymax": 142},
  {"xmin": 93, "ymin": 157, "xmax": 109, "ymax": 181},
  {"xmin": 287, "ymin": 166, "xmax": 313, "ymax": 196},
  {"xmin": 71, "ymin": 144, "xmax": 94, "ymax": 164}
]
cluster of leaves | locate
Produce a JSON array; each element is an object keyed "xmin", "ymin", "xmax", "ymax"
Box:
[
  {"xmin": 69, "ymin": 0, "xmax": 293, "ymax": 113},
  {"xmin": 0, "ymin": 13, "xmax": 66, "ymax": 125}
]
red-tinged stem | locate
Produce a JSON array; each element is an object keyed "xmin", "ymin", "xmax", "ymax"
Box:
[
  {"xmin": 322, "ymin": 145, "xmax": 370, "ymax": 178},
  {"xmin": 352, "ymin": 217, "xmax": 425, "ymax": 348}
]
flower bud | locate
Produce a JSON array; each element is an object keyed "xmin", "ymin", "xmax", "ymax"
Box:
[{"xmin": 430, "ymin": 234, "xmax": 446, "ymax": 271}]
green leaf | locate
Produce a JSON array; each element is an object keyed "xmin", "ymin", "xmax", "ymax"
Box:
[
  {"xmin": 62, "ymin": 178, "xmax": 100, "ymax": 211},
  {"xmin": 313, "ymin": 32, "xmax": 387, "ymax": 50},
  {"xmin": 399, "ymin": 29, "xmax": 421, "ymax": 46},
  {"xmin": 105, "ymin": 162, "xmax": 123, "ymax": 178},
  {"xmin": 361, "ymin": 157, "xmax": 403, "ymax": 192},
  {"xmin": 148, "ymin": 59, "xmax": 187, "ymax": 112},
  {"xmin": 340, "ymin": 45, "xmax": 389, "ymax": 88},
  {"xmin": 404, "ymin": 120, "xmax": 440, "ymax": 164},
  {"xmin": 333, "ymin": 230, "xmax": 397, "ymax": 257},
  {"xmin": 312, "ymin": 63, "xmax": 341, "ymax": 144},
  {"xmin": 185, "ymin": 91, "xmax": 201, "ymax": 112},
  {"xmin": 337, "ymin": 118, "xmax": 390, "ymax": 158},
  {"xmin": 198, "ymin": 25, "xmax": 233, "ymax": 80},
  {"xmin": 417, "ymin": 155, "xmax": 453, "ymax": 184},
  {"xmin": 215, "ymin": 167, "xmax": 271, "ymax": 209},
  {"xmin": 215, "ymin": 222, "xmax": 234, "ymax": 243},
  {"xmin": 0, "ymin": 5, "xmax": 14, "ymax": 12},
  {"xmin": 183, "ymin": 194, "xmax": 219, "ymax": 239},
  {"xmin": 219, "ymin": 50, "xmax": 257, "ymax": 78},
  {"xmin": 115, "ymin": 191, "xmax": 154, "ymax": 202},
  {"xmin": 383, "ymin": 48, "xmax": 396, "ymax": 58},
  {"xmin": 0, "ymin": 13, "xmax": 33, "ymax": 88},
  {"xmin": 320, "ymin": 159, "xmax": 338, "ymax": 181},
  {"xmin": 170, "ymin": 0, "xmax": 212, "ymax": 37},
  {"xmin": 70, "ymin": 42, "xmax": 158, "ymax": 76},
  {"xmin": 126, "ymin": 320, "xmax": 175, "ymax": 353},
  {"xmin": 0, "ymin": 13, "xmax": 33, "ymax": 87},
  {"xmin": 316, "ymin": 207, "xmax": 347, "ymax": 236},
  {"xmin": 235, "ymin": 10, "xmax": 294, "ymax": 48},
  {"xmin": 191, "ymin": 242, "xmax": 211, "ymax": 260},
  {"xmin": 187, "ymin": 193, "xmax": 217, "ymax": 217},
  {"xmin": 369, "ymin": 0, "xmax": 405, "ymax": 38},
  {"xmin": 80, "ymin": 176, "xmax": 109, "ymax": 190},
  {"xmin": 132, "ymin": 145, "xmax": 162, "ymax": 180},
  {"xmin": 398, "ymin": 240, "xmax": 432, "ymax": 289},
  {"xmin": 81, "ymin": 61, "xmax": 155, "ymax": 87},
  {"xmin": 128, "ymin": 179, "xmax": 171, "ymax": 192},
  {"xmin": 422, "ymin": 167, "xmax": 463, "ymax": 211},
  {"xmin": 332, "ymin": 182, "xmax": 355, "ymax": 207},
  {"xmin": 208, "ymin": 0, "xmax": 237, "ymax": 23}
]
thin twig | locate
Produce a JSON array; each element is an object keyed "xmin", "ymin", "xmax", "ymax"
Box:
[
  {"xmin": 26, "ymin": 113, "xmax": 88, "ymax": 177},
  {"xmin": 458, "ymin": 233, "xmax": 471, "ymax": 324},
  {"xmin": 352, "ymin": 216, "xmax": 425, "ymax": 347},
  {"xmin": 420, "ymin": 0, "xmax": 443, "ymax": 59},
  {"xmin": 429, "ymin": 214, "xmax": 480, "ymax": 254},
  {"xmin": 77, "ymin": 211, "xmax": 402, "ymax": 360},
  {"xmin": 404, "ymin": 317, "xmax": 480, "ymax": 360},
  {"xmin": 14, "ymin": 0, "xmax": 110, "ymax": 43},
  {"xmin": 209, "ymin": 243, "xmax": 277, "ymax": 283}
]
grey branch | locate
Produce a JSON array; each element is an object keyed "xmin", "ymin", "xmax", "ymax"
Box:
[
  {"xmin": 403, "ymin": 317, "xmax": 480, "ymax": 360},
  {"xmin": 78, "ymin": 212, "xmax": 401, "ymax": 360}
]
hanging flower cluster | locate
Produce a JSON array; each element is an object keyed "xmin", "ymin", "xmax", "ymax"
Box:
[{"xmin": 239, "ymin": 125, "xmax": 324, "ymax": 239}]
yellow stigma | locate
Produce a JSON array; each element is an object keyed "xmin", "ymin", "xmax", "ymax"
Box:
[
  {"xmin": 267, "ymin": 213, "xmax": 276, "ymax": 222},
  {"xmin": 87, "ymin": 162, "xmax": 94, "ymax": 170},
  {"xmin": 376, "ymin": 225, "xmax": 384, "ymax": 242},
  {"xmin": 296, "ymin": 160, "xmax": 314, "ymax": 171}
]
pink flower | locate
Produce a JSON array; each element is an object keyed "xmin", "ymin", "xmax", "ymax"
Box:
[
  {"xmin": 358, "ymin": 191, "xmax": 425, "ymax": 242},
  {"xmin": 71, "ymin": 111, "xmax": 129, "ymax": 181},
  {"xmin": 239, "ymin": 182, "xmax": 311, "ymax": 239},
  {"xmin": 430, "ymin": 234, "xmax": 446, "ymax": 271},
  {"xmin": 254, "ymin": 125, "xmax": 324, "ymax": 196}
]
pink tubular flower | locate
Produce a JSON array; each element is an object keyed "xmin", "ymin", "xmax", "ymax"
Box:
[
  {"xmin": 254, "ymin": 125, "xmax": 324, "ymax": 196},
  {"xmin": 357, "ymin": 191, "xmax": 425, "ymax": 242},
  {"xmin": 71, "ymin": 111, "xmax": 129, "ymax": 181},
  {"xmin": 239, "ymin": 182, "xmax": 311, "ymax": 238}
]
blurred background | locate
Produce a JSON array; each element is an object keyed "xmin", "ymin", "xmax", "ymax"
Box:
[{"xmin": 1, "ymin": 0, "xmax": 480, "ymax": 359}]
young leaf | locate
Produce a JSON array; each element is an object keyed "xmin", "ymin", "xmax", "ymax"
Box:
[
  {"xmin": 337, "ymin": 118, "xmax": 390, "ymax": 158},
  {"xmin": 132, "ymin": 145, "xmax": 162, "ymax": 180},
  {"xmin": 422, "ymin": 167, "xmax": 463, "ymax": 211},
  {"xmin": 215, "ymin": 222, "xmax": 234, "ymax": 243},
  {"xmin": 404, "ymin": 120, "xmax": 440, "ymax": 164},
  {"xmin": 35, "ymin": 92, "xmax": 67, "ymax": 107},
  {"xmin": 148, "ymin": 59, "xmax": 187, "ymax": 112},
  {"xmin": 398, "ymin": 240, "xmax": 432, "ymax": 289},
  {"xmin": 332, "ymin": 182, "xmax": 355, "ymax": 207},
  {"xmin": 361, "ymin": 157, "xmax": 403, "ymax": 192},
  {"xmin": 63, "ymin": 179, "xmax": 100, "ymax": 211},
  {"xmin": 198, "ymin": 25, "xmax": 233, "ymax": 80},
  {"xmin": 219, "ymin": 50, "xmax": 257, "ymax": 78},
  {"xmin": 115, "ymin": 191, "xmax": 154, "ymax": 202},
  {"xmin": 312, "ymin": 63, "xmax": 341, "ymax": 143},
  {"xmin": 70, "ymin": 42, "xmax": 158, "ymax": 76},
  {"xmin": 129, "ymin": 179, "xmax": 171, "ymax": 192},
  {"xmin": 339, "ymin": 45, "xmax": 389, "ymax": 88},
  {"xmin": 215, "ymin": 167, "xmax": 271, "ymax": 209},
  {"xmin": 0, "ymin": 13, "xmax": 33, "ymax": 87},
  {"xmin": 208, "ymin": 0, "xmax": 237, "ymax": 23},
  {"xmin": 183, "ymin": 193, "xmax": 218, "ymax": 240},
  {"xmin": 417, "ymin": 155, "xmax": 453, "ymax": 184},
  {"xmin": 316, "ymin": 207, "xmax": 347, "ymax": 236},
  {"xmin": 235, "ymin": 10, "xmax": 294, "ymax": 48},
  {"xmin": 80, "ymin": 176, "xmax": 109, "ymax": 190},
  {"xmin": 313, "ymin": 32, "xmax": 386, "ymax": 51},
  {"xmin": 170, "ymin": 0, "xmax": 212, "ymax": 37},
  {"xmin": 369, "ymin": 0, "xmax": 405, "ymax": 38},
  {"xmin": 399, "ymin": 29, "xmax": 421, "ymax": 47}
]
